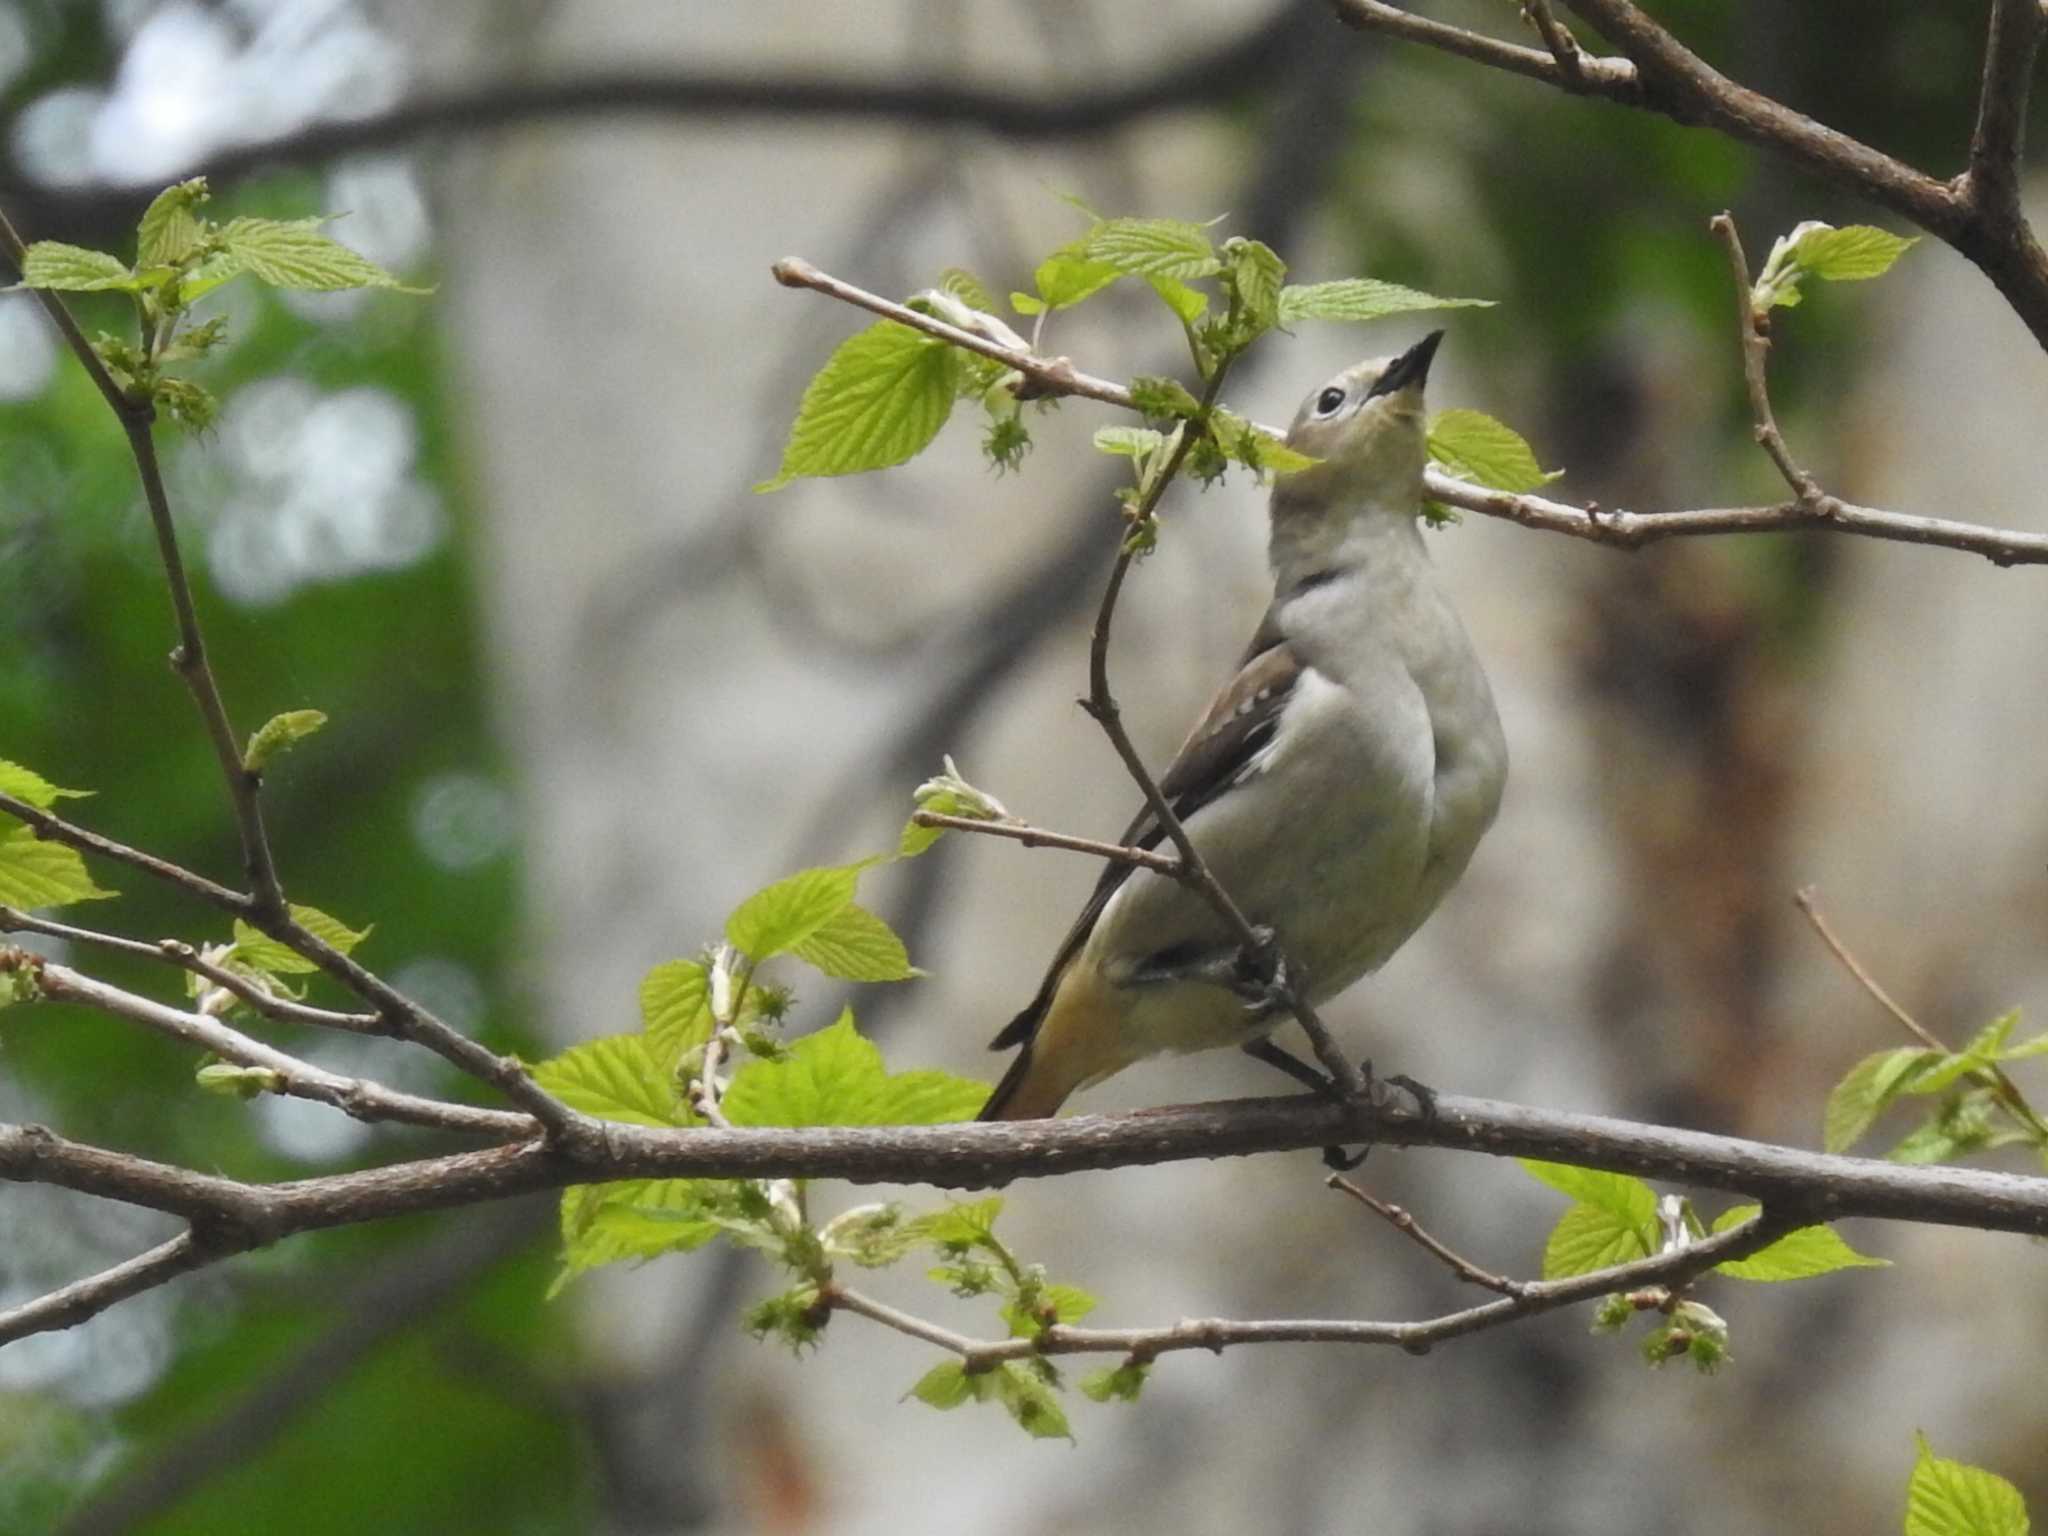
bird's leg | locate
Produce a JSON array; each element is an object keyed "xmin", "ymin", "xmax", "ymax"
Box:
[{"xmin": 1240, "ymin": 1036, "xmax": 1333, "ymax": 1094}]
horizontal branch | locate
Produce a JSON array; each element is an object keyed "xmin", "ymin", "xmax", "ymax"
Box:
[
  {"xmin": 828, "ymin": 1207, "xmax": 1787, "ymax": 1366},
  {"xmin": 5, "ymin": 1086, "xmax": 2046, "ymax": 1344},
  {"xmin": 32, "ymin": 961, "xmax": 536, "ymax": 1140},
  {"xmin": 1331, "ymin": 0, "xmax": 1638, "ymax": 97},
  {"xmin": 777, "ymin": 256, "xmax": 2048, "ymax": 568}
]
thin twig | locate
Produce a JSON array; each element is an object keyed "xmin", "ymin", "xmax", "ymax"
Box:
[
  {"xmin": 828, "ymin": 1209, "xmax": 1785, "ymax": 1367},
  {"xmin": 908, "ymin": 811, "xmax": 1184, "ymax": 875},
  {"xmin": 1793, "ymin": 888, "xmax": 2048, "ymax": 1139},
  {"xmin": 1520, "ymin": 0, "xmax": 1593, "ymax": 91},
  {"xmin": 1332, "ymin": 0, "xmax": 1636, "ymax": 96},
  {"xmin": 1709, "ymin": 212, "xmax": 1823, "ymax": 504},
  {"xmin": 780, "ymin": 258, "xmax": 2048, "ymax": 567},
  {"xmin": 0, "ymin": 790, "xmax": 248, "ymax": 913},
  {"xmin": 0, "ymin": 906, "xmax": 382, "ymax": 1032},
  {"xmin": 0, "ymin": 1233, "xmax": 207, "ymax": 1343},
  {"xmin": 695, "ymin": 1031, "xmax": 735, "ymax": 1129},
  {"xmin": 0, "ymin": 207, "xmax": 130, "ymax": 412},
  {"xmin": 33, "ymin": 962, "xmax": 536, "ymax": 1139},
  {"xmin": 772, "ymin": 256, "xmax": 1134, "ymax": 410},
  {"xmin": 1326, "ymin": 1174, "xmax": 1523, "ymax": 1296}
]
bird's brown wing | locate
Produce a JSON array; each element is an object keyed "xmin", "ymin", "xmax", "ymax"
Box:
[{"xmin": 988, "ymin": 618, "xmax": 1303, "ymax": 1051}]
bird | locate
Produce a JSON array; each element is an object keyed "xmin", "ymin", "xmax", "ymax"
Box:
[{"xmin": 979, "ymin": 331, "xmax": 1506, "ymax": 1121}]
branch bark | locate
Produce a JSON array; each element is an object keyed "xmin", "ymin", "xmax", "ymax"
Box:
[{"xmin": 5, "ymin": 1087, "xmax": 2046, "ymax": 1345}]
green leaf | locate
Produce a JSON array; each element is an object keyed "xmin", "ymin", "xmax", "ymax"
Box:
[
  {"xmin": 230, "ymin": 904, "xmax": 370, "ymax": 976},
  {"xmin": 725, "ymin": 860, "xmax": 870, "ymax": 960},
  {"xmin": 553, "ymin": 1179, "xmax": 722, "ymax": 1293},
  {"xmin": 819, "ymin": 1202, "xmax": 922, "ymax": 1267},
  {"xmin": 1709, "ymin": 1206, "xmax": 1889, "ymax": 1280},
  {"xmin": 1023, "ymin": 245, "xmax": 1121, "ymax": 312},
  {"xmin": 1094, "ymin": 425, "xmax": 1169, "ymax": 460},
  {"xmin": 214, "ymin": 216, "xmax": 429, "ymax": 293},
  {"xmin": 913, "ymin": 1196, "xmax": 1005, "ymax": 1250},
  {"xmin": 1079, "ymin": 1361, "xmax": 1150, "ymax": 1403},
  {"xmin": 744, "ymin": 1283, "xmax": 828, "ymax": 1352},
  {"xmin": 152, "ymin": 376, "xmax": 218, "ymax": 435},
  {"xmin": 13, "ymin": 242, "xmax": 139, "ymax": 293},
  {"xmin": 910, "ymin": 1361, "xmax": 976, "ymax": 1410},
  {"xmin": 639, "ymin": 959, "xmax": 714, "ymax": 1071},
  {"xmin": 1960, "ymin": 1009, "xmax": 2022, "ymax": 1062},
  {"xmin": 789, "ymin": 903, "xmax": 918, "ymax": 982},
  {"xmin": 1428, "ymin": 409, "xmax": 1561, "ymax": 494},
  {"xmin": 937, "ymin": 266, "xmax": 997, "ymax": 314},
  {"xmin": 1825, "ymin": 1047, "xmax": 1932, "ymax": 1152},
  {"xmin": 1753, "ymin": 222, "xmax": 1919, "ymax": 313},
  {"xmin": 1129, "ymin": 375, "xmax": 1204, "ymax": 420},
  {"xmin": 243, "ymin": 709, "xmax": 328, "ymax": 773},
  {"xmin": 903, "ymin": 755, "xmax": 1012, "ymax": 856},
  {"xmin": 1083, "ymin": 218, "xmax": 1221, "ymax": 280},
  {"xmin": 1907, "ymin": 1435, "xmax": 2030, "ymax": 1536},
  {"xmin": 1144, "ymin": 274, "xmax": 1209, "ymax": 325},
  {"xmin": 1002, "ymin": 1282, "xmax": 1097, "ymax": 1336},
  {"xmin": 722, "ymin": 1010, "xmax": 986, "ymax": 1128},
  {"xmin": 0, "ymin": 827, "xmax": 118, "ymax": 908},
  {"xmin": 0, "ymin": 760, "xmax": 93, "ymax": 811},
  {"xmin": 1891, "ymin": 1090, "xmax": 1997, "ymax": 1164},
  {"xmin": 194, "ymin": 1061, "xmax": 284, "ymax": 1099},
  {"xmin": 1521, "ymin": 1160, "xmax": 1659, "ymax": 1278},
  {"xmin": 755, "ymin": 321, "xmax": 959, "ymax": 491},
  {"xmin": 136, "ymin": 178, "xmax": 211, "ymax": 268},
  {"xmin": 988, "ymin": 1361, "xmax": 1073, "ymax": 1441},
  {"xmin": 1277, "ymin": 278, "xmax": 1492, "ymax": 325},
  {"xmin": 1543, "ymin": 1201, "xmax": 1653, "ymax": 1279},
  {"xmin": 1784, "ymin": 223, "xmax": 1918, "ymax": 283},
  {"xmin": 533, "ymin": 1032, "xmax": 688, "ymax": 1127},
  {"xmin": 1212, "ymin": 410, "xmax": 1319, "ymax": 478},
  {"xmin": 1220, "ymin": 236, "xmax": 1286, "ymax": 338}
]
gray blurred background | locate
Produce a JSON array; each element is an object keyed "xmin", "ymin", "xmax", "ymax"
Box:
[{"xmin": 2, "ymin": 1, "xmax": 2045, "ymax": 1531}]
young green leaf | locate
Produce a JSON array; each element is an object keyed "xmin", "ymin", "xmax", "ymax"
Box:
[
  {"xmin": 1094, "ymin": 425, "xmax": 1169, "ymax": 460},
  {"xmin": 745, "ymin": 1283, "xmax": 829, "ymax": 1352},
  {"xmin": 213, "ymin": 216, "xmax": 429, "ymax": 293},
  {"xmin": 0, "ymin": 828, "xmax": 118, "ymax": 908},
  {"xmin": 909, "ymin": 1360, "xmax": 978, "ymax": 1410},
  {"xmin": 640, "ymin": 958, "xmax": 714, "ymax": 1070},
  {"xmin": 1428, "ymin": 409, "xmax": 1561, "ymax": 494},
  {"xmin": 1079, "ymin": 1361, "xmax": 1150, "ymax": 1404},
  {"xmin": 136, "ymin": 178, "xmax": 211, "ymax": 268},
  {"xmin": 1211, "ymin": 410, "xmax": 1318, "ymax": 479},
  {"xmin": 756, "ymin": 321, "xmax": 959, "ymax": 491},
  {"xmin": 243, "ymin": 709, "xmax": 328, "ymax": 773},
  {"xmin": 1752, "ymin": 222, "xmax": 1919, "ymax": 312},
  {"xmin": 533, "ymin": 1032, "xmax": 690, "ymax": 1127},
  {"xmin": 819, "ymin": 1202, "xmax": 922, "ymax": 1267},
  {"xmin": 721, "ymin": 1010, "xmax": 987, "ymax": 1128},
  {"xmin": 725, "ymin": 860, "xmax": 871, "ymax": 960},
  {"xmin": 1013, "ymin": 244, "xmax": 1122, "ymax": 316},
  {"xmin": 789, "ymin": 903, "xmax": 918, "ymax": 982},
  {"xmin": 13, "ymin": 243, "xmax": 139, "ymax": 293},
  {"xmin": 988, "ymin": 1361, "xmax": 1073, "ymax": 1442},
  {"xmin": 0, "ymin": 760, "xmax": 94, "ymax": 810},
  {"xmin": 1220, "ymin": 236, "xmax": 1286, "ymax": 340},
  {"xmin": 1277, "ymin": 278, "xmax": 1492, "ymax": 325},
  {"xmin": 1520, "ymin": 1160, "xmax": 1659, "ymax": 1278},
  {"xmin": 230, "ymin": 904, "xmax": 371, "ymax": 976},
  {"xmin": 913, "ymin": 1196, "xmax": 1005, "ymax": 1250},
  {"xmin": 903, "ymin": 756, "xmax": 1012, "ymax": 857},
  {"xmin": 1708, "ymin": 1206, "xmax": 1889, "ymax": 1280},
  {"xmin": 1825, "ymin": 1047, "xmax": 1937, "ymax": 1153},
  {"xmin": 1128, "ymin": 375, "xmax": 1204, "ymax": 420},
  {"xmin": 1143, "ymin": 274, "xmax": 1209, "ymax": 325},
  {"xmin": 195, "ymin": 1061, "xmax": 285, "ymax": 1099},
  {"xmin": 553, "ymin": 1179, "xmax": 724, "ymax": 1293},
  {"xmin": 1083, "ymin": 217, "xmax": 1221, "ymax": 281},
  {"xmin": 937, "ymin": 266, "xmax": 997, "ymax": 315},
  {"xmin": 1001, "ymin": 1282, "xmax": 1097, "ymax": 1337},
  {"xmin": 1906, "ymin": 1435, "xmax": 2030, "ymax": 1536}
]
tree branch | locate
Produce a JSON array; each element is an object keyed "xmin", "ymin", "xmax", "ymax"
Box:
[
  {"xmin": 1708, "ymin": 212, "xmax": 1822, "ymax": 503},
  {"xmin": 27, "ymin": 959, "xmax": 536, "ymax": 1140},
  {"xmin": 5, "ymin": 1088, "xmax": 2046, "ymax": 1346},
  {"xmin": 909, "ymin": 810, "xmax": 1185, "ymax": 876},
  {"xmin": 1326, "ymin": 1173, "xmax": 1523, "ymax": 1295},
  {"xmin": 827, "ymin": 1208, "xmax": 1790, "ymax": 1366},
  {"xmin": 776, "ymin": 256, "xmax": 2048, "ymax": 567},
  {"xmin": 1964, "ymin": 0, "xmax": 2046, "ymax": 224},
  {"xmin": 1331, "ymin": 0, "xmax": 1637, "ymax": 96},
  {"xmin": 0, "ymin": 1232, "xmax": 207, "ymax": 1342}
]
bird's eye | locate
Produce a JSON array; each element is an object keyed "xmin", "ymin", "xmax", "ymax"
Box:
[{"xmin": 1315, "ymin": 386, "xmax": 1346, "ymax": 415}]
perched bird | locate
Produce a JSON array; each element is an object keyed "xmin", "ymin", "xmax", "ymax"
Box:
[{"xmin": 980, "ymin": 332, "xmax": 1506, "ymax": 1121}]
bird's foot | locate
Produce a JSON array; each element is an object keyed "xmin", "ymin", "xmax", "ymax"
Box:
[{"xmin": 1227, "ymin": 925, "xmax": 1299, "ymax": 1020}]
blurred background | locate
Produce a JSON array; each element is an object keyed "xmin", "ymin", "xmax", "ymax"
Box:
[{"xmin": 2, "ymin": 1, "xmax": 2046, "ymax": 1531}]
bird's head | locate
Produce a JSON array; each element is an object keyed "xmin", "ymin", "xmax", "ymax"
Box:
[{"xmin": 1276, "ymin": 330, "xmax": 1441, "ymax": 516}]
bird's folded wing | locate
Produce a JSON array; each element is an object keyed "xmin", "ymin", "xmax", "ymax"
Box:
[{"xmin": 988, "ymin": 614, "xmax": 1304, "ymax": 1050}]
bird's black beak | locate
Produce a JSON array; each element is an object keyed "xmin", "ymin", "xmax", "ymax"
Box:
[{"xmin": 1366, "ymin": 329, "xmax": 1444, "ymax": 399}]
